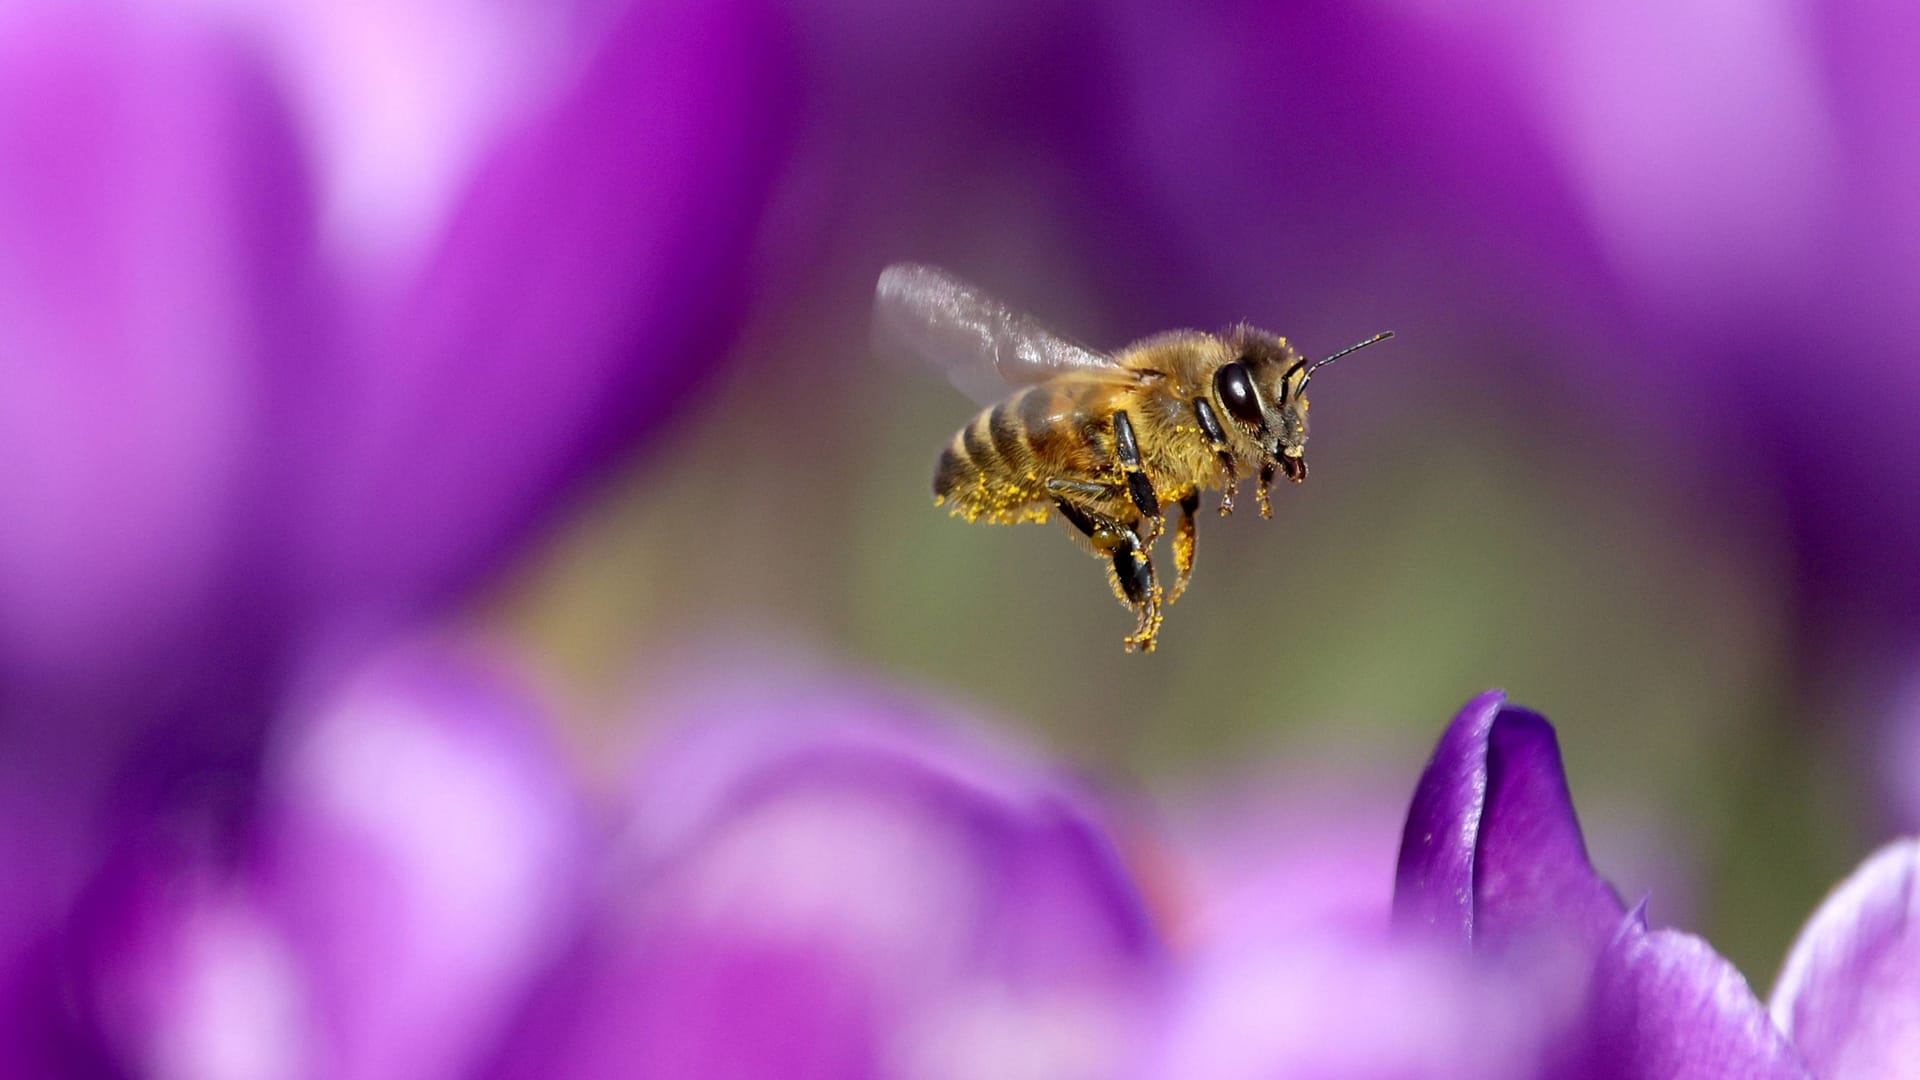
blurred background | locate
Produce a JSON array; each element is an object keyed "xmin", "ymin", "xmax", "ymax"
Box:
[
  {"xmin": 3, "ymin": 0, "xmax": 1917, "ymax": 1073},
  {"xmin": 484, "ymin": 0, "xmax": 1900, "ymax": 975}
]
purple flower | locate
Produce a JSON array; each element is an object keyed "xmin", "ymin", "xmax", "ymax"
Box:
[
  {"xmin": 1432, "ymin": 3, "xmax": 1920, "ymax": 680},
  {"xmin": 46, "ymin": 662, "xmax": 1908, "ymax": 1079},
  {"xmin": 1157, "ymin": 764, "xmax": 1415, "ymax": 942},
  {"xmin": 1394, "ymin": 690, "xmax": 1625, "ymax": 960},
  {"xmin": 0, "ymin": 0, "xmax": 788, "ymax": 733},
  {"xmin": 19, "ymin": 656, "xmax": 1149, "ymax": 1078},
  {"xmin": 253, "ymin": 647, "xmax": 590, "ymax": 1079},
  {"xmin": 1578, "ymin": 910, "xmax": 1805, "ymax": 1080},
  {"xmin": 1143, "ymin": 925, "xmax": 1547, "ymax": 1080},
  {"xmin": 0, "ymin": 5, "xmax": 791, "ymax": 994},
  {"xmin": 490, "ymin": 672, "xmax": 1164, "ymax": 1080},
  {"xmin": 1397, "ymin": 690, "xmax": 1920, "ymax": 1076},
  {"xmin": 23, "ymin": 643, "xmax": 587, "ymax": 1078}
]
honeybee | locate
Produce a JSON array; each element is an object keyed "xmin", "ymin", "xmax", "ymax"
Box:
[{"xmin": 875, "ymin": 263, "xmax": 1391, "ymax": 653}]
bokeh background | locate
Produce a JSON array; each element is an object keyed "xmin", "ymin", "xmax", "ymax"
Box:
[{"xmin": 4, "ymin": 0, "xmax": 1917, "ymax": 1074}]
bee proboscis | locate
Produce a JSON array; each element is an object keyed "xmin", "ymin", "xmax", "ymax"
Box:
[{"xmin": 874, "ymin": 263, "xmax": 1391, "ymax": 653}]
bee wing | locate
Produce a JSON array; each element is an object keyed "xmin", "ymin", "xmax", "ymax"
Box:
[{"xmin": 874, "ymin": 263, "xmax": 1124, "ymax": 405}]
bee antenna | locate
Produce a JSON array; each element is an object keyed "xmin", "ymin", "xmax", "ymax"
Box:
[{"xmin": 1305, "ymin": 330, "xmax": 1395, "ymax": 380}]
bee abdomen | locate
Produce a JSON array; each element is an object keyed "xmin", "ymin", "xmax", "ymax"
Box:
[
  {"xmin": 987, "ymin": 397, "xmax": 1028, "ymax": 465},
  {"xmin": 932, "ymin": 390, "xmax": 1048, "ymax": 523},
  {"xmin": 933, "ymin": 439, "xmax": 968, "ymax": 499}
]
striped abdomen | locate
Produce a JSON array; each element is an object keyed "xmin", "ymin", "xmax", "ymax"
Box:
[{"xmin": 933, "ymin": 381, "xmax": 1120, "ymax": 524}]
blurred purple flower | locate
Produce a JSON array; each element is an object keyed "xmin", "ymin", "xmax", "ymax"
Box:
[
  {"xmin": 1396, "ymin": 690, "xmax": 1920, "ymax": 1076},
  {"xmin": 16, "ymin": 643, "xmax": 586, "ymax": 1079},
  {"xmin": 0, "ymin": 0, "xmax": 789, "ymax": 735},
  {"xmin": 0, "ymin": 3, "xmax": 792, "ymax": 1066},
  {"xmin": 0, "ymin": 5, "xmax": 791, "ymax": 991},
  {"xmin": 1156, "ymin": 764, "xmax": 1413, "ymax": 946},
  {"xmin": 253, "ymin": 646, "xmax": 589, "ymax": 1080},
  {"xmin": 46, "ymin": 664, "xmax": 1907, "ymax": 1079},
  {"xmin": 1432, "ymin": 3, "xmax": 1920, "ymax": 685},
  {"xmin": 490, "ymin": 675, "xmax": 1163, "ymax": 1080},
  {"xmin": 0, "ymin": 8, "xmax": 312, "ymax": 704},
  {"xmin": 1143, "ymin": 923, "xmax": 1547, "ymax": 1080},
  {"xmin": 23, "ymin": 663, "xmax": 1181, "ymax": 1078}
]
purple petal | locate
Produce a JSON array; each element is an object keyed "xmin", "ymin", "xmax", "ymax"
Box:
[
  {"xmin": 286, "ymin": 0, "xmax": 792, "ymax": 622},
  {"xmin": 1158, "ymin": 762, "xmax": 1417, "ymax": 945},
  {"xmin": 66, "ymin": 845, "xmax": 312, "ymax": 1080},
  {"xmin": 0, "ymin": 8, "xmax": 316, "ymax": 692},
  {"xmin": 1084, "ymin": 3, "xmax": 1608, "ymax": 340},
  {"xmin": 1455, "ymin": 4, "xmax": 1839, "ymax": 317},
  {"xmin": 1575, "ymin": 911, "xmax": 1808, "ymax": 1079},
  {"xmin": 490, "ymin": 675, "xmax": 1159, "ymax": 1079},
  {"xmin": 1146, "ymin": 760, "xmax": 1561, "ymax": 1079},
  {"xmin": 0, "ymin": 771, "xmax": 109, "ymax": 1075},
  {"xmin": 1394, "ymin": 691, "xmax": 1506, "ymax": 946},
  {"xmin": 255, "ymin": 642, "xmax": 588, "ymax": 1080},
  {"xmin": 1769, "ymin": 838, "xmax": 1920, "ymax": 1077},
  {"xmin": 1142, "ymin": 929, "xmax": 1547, "ymax": 1080},
  {"xmin": 54, "ymin": 641, "xmax": 587, "ymax": 1079},
  {"xmin": 1394, "ymin": 692, "xmax": 1624, "ymax": 957},
  {"xmin": 217, "ymin": 0, "xmax": 591, "ymax": 273}
]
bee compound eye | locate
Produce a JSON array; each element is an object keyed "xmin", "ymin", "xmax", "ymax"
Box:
[{"xmin": 1214, "ymin": 361, "xmax": 1264, "ymax": 428}]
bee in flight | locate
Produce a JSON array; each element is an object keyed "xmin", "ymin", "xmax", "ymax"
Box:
[{"xmin": 874, "ymin": 263, "xmax": 1391, "ymax": 653}]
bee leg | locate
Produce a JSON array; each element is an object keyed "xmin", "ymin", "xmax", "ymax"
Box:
[
  {"xmin": 1046, "ymin": 477, "xmax": 1108, "ymax": 500},
  {"xmin": 1106, "ymin": 527, "xmax": 1162, "ymax": 653},
  {"xmin": 1052, "ymin": 495, "xmax": 1102, "ymax": 543},
  {"xmin": 1110, "ymin": 411, "xmax": 1162, "ymax": 524},
  {"xmin": 1215, "ymin": 457, "xmax": 1238, "ymax": 517},
  {"xmin": 1053, "ymin": 496, "xmax": 1164, "ymax": 653},
  {"xmin": 1051, "ymin": 476, "xmax": 1160, "ymax": 547},
  {"xmin": 1168, "ymin": 491, "xmax": 1200, "ymax": 604},
  {"xmin": 1125, "ymin": 558, "xmax": 1163, "ymax": 652},
  {"xmin": 1255, "ymin": 461, "xmax": 1276, "ymax": 519},
  {"xmin": 1193, "ymin": 399, "xmax": 1238, "ymax": 517},
  {"xmin": 1053, "ymin": 496, "xmax": 1134, "ymax": 607}
]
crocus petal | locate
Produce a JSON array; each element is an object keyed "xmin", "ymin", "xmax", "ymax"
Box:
[
  {"xmin": 1146, "ymin": 764, "xmax": 1555, "ymax": 1080},
  {"xmin": 0, "ymin": 7, "xmax": 315, "ymax": 693},
  {"xmin": 1395, "ymin": 692, "xmax": 1624, "ymax": 957},
  {"xmin": 222, "ymin": 0, "xmax": 586, "ymax": 273},
  {"xmin": 1768, "ymin": 838, "xmax": 1920, "ymax": 1077},
  {"xmin": 1142, "ymin": 929, "xmax": 1544, "ymax": 1080},
  {"xmin": 0, "ymin": 772, "xmax": 111, "ymax": 1075},
  {"xmin": 287, "ymin": 0, "xmax": 792, "ymax": 623},
  {"xmin": 55, "ymin": 642, "xmax": 587, "ymax": 1080},
  {"xmin": 1575, "ymin": 910, "xmax": 1808, "ymax": 1079},
  {"xmin": 256, "ymin": 643, "xmax": 588, "ymax": 1080},
  {"xmin": 1445, "ymin": 1, "xmax": 1839, "ymax": 317},
  {"xmin": 1086, "ymin": 1, "xmax": 1609, "ymax": 346},
  {"xmin": 68, "ymin": 846, "xmax": 312, "ymax": 1080},
  {"xmin": 492, "ymin": 677, "xmax": 1159, "ymax": 1079},
  {"xmin": 1157, "ymin": 763, "xmax": 1424, "ymax": 948}
]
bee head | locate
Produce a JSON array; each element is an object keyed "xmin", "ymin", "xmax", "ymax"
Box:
[{"xmin": 1214, "ymin": 329, "xmax": 1392, "ymax": 483}]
